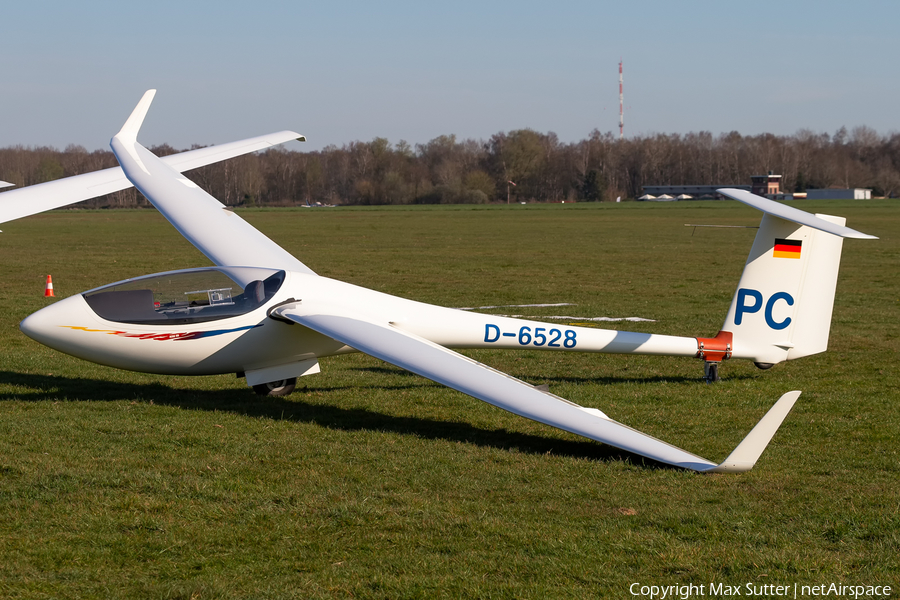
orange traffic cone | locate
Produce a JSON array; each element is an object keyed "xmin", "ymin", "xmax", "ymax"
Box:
[{"xmin": 44, "ymin": 275, "xmax": 55, "ymax": 297}]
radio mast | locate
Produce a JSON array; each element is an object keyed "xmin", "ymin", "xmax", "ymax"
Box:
[{"xmin": 619, "ymin": 60, "xmax": 624, "ymax": 140}]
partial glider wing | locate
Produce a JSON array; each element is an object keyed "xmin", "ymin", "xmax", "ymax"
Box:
[
  {"xmin": 272, "ymin": 300, "xmax": 800, "ymax": 472},
  {"xmin": 717, "ymin": 188, "xmax": 877, "ymax": 239},
  {"xmin": 0, "ymin": 100, "xmax": 304, "ymax": 226},
  {"xmin": 108, "ymin": 91, "xmax": 314, "ymax": 274}
]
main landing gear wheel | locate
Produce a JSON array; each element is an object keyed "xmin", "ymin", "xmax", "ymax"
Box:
[{"xmin": 253, "ymin": 378, "xmax": 297, "ymax": 397}]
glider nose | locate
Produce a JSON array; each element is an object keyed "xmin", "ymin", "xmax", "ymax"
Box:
[
  {"xmin": 19, "ymin": 294, "xmax": 91, "ymax": 351},
  {"xmin": 20, "ymin": 300, "xmax": 62, "ymax": 347}
]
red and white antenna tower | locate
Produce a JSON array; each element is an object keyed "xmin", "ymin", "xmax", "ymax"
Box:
[{"xmin": 618, "ymin": 60, "xmax": 624, "ymax": 140}]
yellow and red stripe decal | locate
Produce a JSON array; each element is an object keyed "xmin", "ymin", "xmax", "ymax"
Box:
[
  {"xmin": 773, "ymin": 238, "xmax": 802, "ymax": 259},
  {"xmin": 60, "ymin": 324, "xmax": 261, "ymax": 341}
]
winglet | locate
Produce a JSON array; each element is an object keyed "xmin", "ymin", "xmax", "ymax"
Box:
[
  {"xmin": 114, "ymin": 89, "xmax": 157, "ymax": 144},
  {"xmin": 706, "ymin": 390, "xmax": 800, "ymax": 473}
]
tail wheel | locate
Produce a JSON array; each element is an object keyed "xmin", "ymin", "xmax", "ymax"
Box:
[
  {"xmin": 253, "ymin": 377, "xmax": 297, "ymax": 397},
  {"xmin": 704, "ymin": 361, "xmax": 720, "ymax": 383}
]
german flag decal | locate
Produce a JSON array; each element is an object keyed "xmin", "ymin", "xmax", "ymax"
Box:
[{"xmin": 773, "ymin": 238, "xmax": 802, "ymax": 259}]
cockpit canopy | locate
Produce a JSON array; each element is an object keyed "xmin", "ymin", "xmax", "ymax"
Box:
[{"xmin": 83, "ymin": 267, "xmax": 285, "ymax": 325}]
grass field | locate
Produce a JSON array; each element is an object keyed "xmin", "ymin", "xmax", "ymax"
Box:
[{"xmin": 0, "ymin": 200, "xmax": 898, "ymax": 599}]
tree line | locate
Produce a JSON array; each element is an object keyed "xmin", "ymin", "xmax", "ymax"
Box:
[{"xmin": 2, "ymin": 126, "xmax": 898, "ymax": 207}]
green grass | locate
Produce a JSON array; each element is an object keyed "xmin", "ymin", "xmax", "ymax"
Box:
[{"xmin": 0, "ymin": 200, "xmax": 898, "ymax": 598}]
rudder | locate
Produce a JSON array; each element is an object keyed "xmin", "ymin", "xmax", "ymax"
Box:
[{"xmin": 722, "ymin": 213, "xmax": 846, "ymax": 365}]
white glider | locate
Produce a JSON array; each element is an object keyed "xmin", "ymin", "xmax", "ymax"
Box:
[{"xmin": 9, "ymin": 91, "xmax": 877, "ymax": 472}]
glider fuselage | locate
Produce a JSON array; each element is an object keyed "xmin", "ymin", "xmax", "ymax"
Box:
[{"xmin": 20, "ymin": 266, "xmax": 703, "ymax": 377}]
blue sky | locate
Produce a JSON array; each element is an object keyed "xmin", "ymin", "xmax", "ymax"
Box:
[{"xmin": 1, "ymin": 0, "xmax": 897, "ymax": 152}]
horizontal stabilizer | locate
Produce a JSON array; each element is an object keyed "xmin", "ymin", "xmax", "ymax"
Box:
[
  {"xmin": 717, "ymin": 188, "xmax": 877, "ymax": 239},
  {"xmin": 272, "ymin": 300, "xmax": 797, "ymax": 473}
]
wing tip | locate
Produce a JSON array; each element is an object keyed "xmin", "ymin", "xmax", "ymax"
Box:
[
  {"xmin": 705, "ymin": 390, "xmax": 801, "ymax": 473},
  {"xmin": 113, "ymin": 89, "xmax": 157, "ymax": 144}
]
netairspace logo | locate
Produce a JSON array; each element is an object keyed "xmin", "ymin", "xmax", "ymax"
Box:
[{"xmin": 628, "ymin": 582, "xmax": 893, "ymax": 599}]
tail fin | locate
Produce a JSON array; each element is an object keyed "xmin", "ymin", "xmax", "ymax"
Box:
[{"xmin": 717, "ymin": 189, "xmax": 876, "ymax": 365}]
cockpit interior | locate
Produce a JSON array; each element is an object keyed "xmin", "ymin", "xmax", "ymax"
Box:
[{"xmin": 83, "ymin": 268, "xmax": 285, "ymax": 325}]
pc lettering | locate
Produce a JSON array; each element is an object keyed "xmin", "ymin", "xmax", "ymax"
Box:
[{"xmin": 734, "ymin": 288, "xmax": 794, "ymax": 330}]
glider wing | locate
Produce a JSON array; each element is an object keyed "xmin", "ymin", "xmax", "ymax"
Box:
[
  {"xmin": 0, "ymin": 100, "xmax": 303, "ymax": 226},
  {"xmin": 272, "ymin": 300, "xmax": 799, "ymax": 472},
  {"xmin": 109, "ymin": 91, "xmax": 314, "ymax": 273}
]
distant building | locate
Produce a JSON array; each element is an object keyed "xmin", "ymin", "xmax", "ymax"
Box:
[
  {"xmin": 641, "ymin": 173, "xmax": 874, "ymax": 201},
  {"xmin": 751, "ymin": 173, "xmax": 782, "ymax": 196},
  {"xmin": 642, "ymin": 171, "xmax": 791, "ymax": 201},
  {"xmin": 640, "ymin": 185, "xmax": 749, "ymax": 199},
  {"xmin": 806, "ymin": 188, "xmax": 872, "ymax": 200}
]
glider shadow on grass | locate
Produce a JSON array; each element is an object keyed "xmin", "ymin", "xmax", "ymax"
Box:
[
  {"xmin": 353, "ymin": 364, "xmax": 762, "ymax": 386},
  {"xmin": 0, "ymin": 370, "xmax": 668, "ymax": 468}
]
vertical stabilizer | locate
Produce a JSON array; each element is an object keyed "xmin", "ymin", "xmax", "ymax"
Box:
[{"xmin": 723, "ymin": 213, "xmax": 846, "ymax": 364}]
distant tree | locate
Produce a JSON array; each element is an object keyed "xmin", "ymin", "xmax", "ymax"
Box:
[
  {"xmin": 833, "ymin": 126, "xmax": 848, "ymax": 146},
  {"xmin": 305, "ymin": 156, "xmax": 324, "ymax": 203},
  {"xmin": 35, "ymin": 157, "xmax": 64, "ymax": 183},
  {"xmin": 149, "ymin": 143, "xmax": 178, "ymax": 157},
  {"xmin": 2, "ymin": 123, "xmax": 899, "ymax": 207},
  {"xmin": 464, "ymin": 170, "xmax": 495, "ymax": 200},
  {"xmin": 395, "ymin": 139, "xmax": 413, "ymax": 158},
  {"xmin": 581, "ymin": 169, "xmax": 605, "ymax": 201}
]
